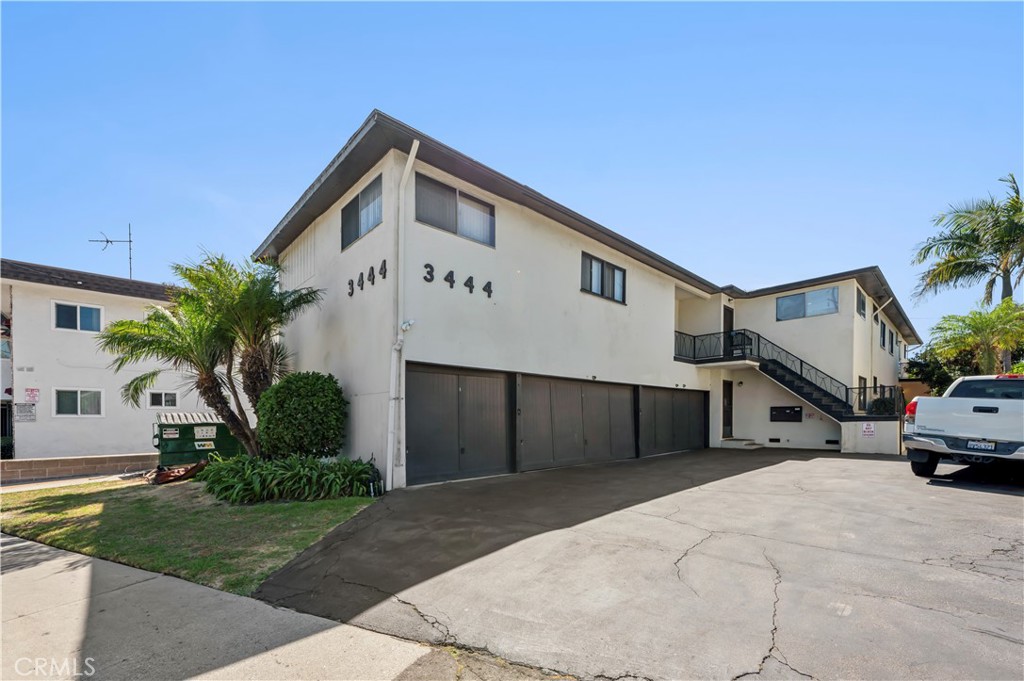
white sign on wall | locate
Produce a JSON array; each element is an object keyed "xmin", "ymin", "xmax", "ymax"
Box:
[
  {"xmin": 861, "ymin": 422, "xmax": 876, "ymax": 438},
  {"xmin": 14, "ymin": 403, "xmax": 36, "ymax": 422},
  {"xmin": 194, "ymin": 426, "xmax": 217, "ymax": 440},
  {"xmin": 23, "ymin": 388, "xmax": 39, "ymax": 403}
]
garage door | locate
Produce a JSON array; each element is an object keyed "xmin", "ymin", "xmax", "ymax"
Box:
[
  {"xmin": 406, "ymin": 364, "xmax": 512, "ymax": 485},
  {"xmin": 519, "ymin": 376, "xmax": 635, "ymax": 471},
  {"xmin": 638, "ymin": 387, "xmax": 707, "ymax": 457}
]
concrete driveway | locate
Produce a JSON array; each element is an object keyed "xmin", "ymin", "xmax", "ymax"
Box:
[{"xmin": 256, "ymin": 450, "xmax": 1024, "ymax": 680}]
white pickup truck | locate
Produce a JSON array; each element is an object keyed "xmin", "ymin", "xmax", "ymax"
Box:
[{"xmin": 903, "ymin": 374, "xmax": 1024, "ymax": 477}]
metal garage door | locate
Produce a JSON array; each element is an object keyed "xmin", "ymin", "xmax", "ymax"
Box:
[
  {"xmin": 406, "ymin": 364, "xmax": 512, "ymax": 485},
  {"xmin": 638, "ymin": 387, "xmax": 707, "ymax": 457},
  {"xmin": 519, "ymin": 376, "xmax": 635, "ymax": 471}
]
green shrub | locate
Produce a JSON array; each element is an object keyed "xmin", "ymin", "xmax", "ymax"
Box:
[
  {"xmin": 196, "ymin": 454, "xmax": 380, "ymax": 504},
  {"xmin": 868, "ymin": 396, "xmax": 897, "ymax": 415},
  {"xmin": 1, "ymin": 436, "xmax": 13, "ymax": 460},
  {"xmin": 257, "ymin": 372, "xmax": 348, "ymax": 459}
]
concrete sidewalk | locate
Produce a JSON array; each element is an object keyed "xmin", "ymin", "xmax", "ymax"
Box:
[{"xmin": 0, "ymin": 535, "xmax": 552, "ymax": 681}]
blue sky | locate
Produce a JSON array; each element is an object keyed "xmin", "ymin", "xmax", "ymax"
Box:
[{"xmin": 3, "ymin": 2, "xmax": 1022, "ymax": 343}]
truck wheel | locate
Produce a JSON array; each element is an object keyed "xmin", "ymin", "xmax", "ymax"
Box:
[{"xmin": 910, "ymin": 454, "xmax": 939, "ymax": 478}]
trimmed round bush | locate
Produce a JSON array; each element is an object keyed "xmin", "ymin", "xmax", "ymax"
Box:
[{"xmin": 257, "ymin": 372, "xmax": 348, "ymax": 458}]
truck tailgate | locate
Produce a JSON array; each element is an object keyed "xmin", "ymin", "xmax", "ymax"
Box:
[{"xmin": 916, "ymin": 397, "xmax": 1024, "ymax": 442}]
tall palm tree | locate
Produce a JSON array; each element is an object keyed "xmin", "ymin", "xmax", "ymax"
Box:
[
  {"xmin": 930, "ymin": 299, "xmax": 1024, "ymax": 375},
  {"xmin": 97, "ymin": 298, "xmax": 260, "ymax": 456},
  {"xmin": 913, "ymin": 173, "xmax": 1024, "ymax": 305}
]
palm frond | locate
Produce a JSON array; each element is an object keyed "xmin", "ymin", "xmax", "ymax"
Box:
[{"xmin": 121, "ymin": 369, "xmax": 164, "ymax": 408}]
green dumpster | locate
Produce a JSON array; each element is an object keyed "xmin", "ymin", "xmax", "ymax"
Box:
[{"xmin": 152, "ymin": 413, "xmax": 244, "ymax": 466}]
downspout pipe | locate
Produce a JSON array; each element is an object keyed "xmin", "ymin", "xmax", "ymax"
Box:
[{"xmin": 385, "ymin": 140, "xmax": 419, "ymax": 491}]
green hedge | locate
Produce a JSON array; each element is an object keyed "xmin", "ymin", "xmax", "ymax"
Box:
[
  {"xmin": 196, "ymin": 454, "xmax": 380, "ymax": 504},
  {"xmin": 257, "ymin": 372, "xmax": 348, "ymax": 459}
]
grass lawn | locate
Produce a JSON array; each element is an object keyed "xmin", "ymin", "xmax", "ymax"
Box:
[{"xmin": 1, "ymin": 479, "xmax": 371, "ymax": 595}]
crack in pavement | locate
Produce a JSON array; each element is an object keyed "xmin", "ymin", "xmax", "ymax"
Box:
[
  {"xmin": 593, "ymin": 673, "xmax": 655, "ymax": 681},
  {"xmin": 673, "ymin": 530, "xmax": 715, "ymax": 597},
  {"xmin": 730, "ymin": 551, "xmax": 814, "ymax": 681}
]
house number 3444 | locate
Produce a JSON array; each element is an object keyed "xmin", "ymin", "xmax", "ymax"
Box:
[
  {"xmin": 423, "ymin": 264, "xmax": 493, "ymax": 298},
  {"xmin": 348, "ymin": 260, "xmax": 387, "ymax": 297}
]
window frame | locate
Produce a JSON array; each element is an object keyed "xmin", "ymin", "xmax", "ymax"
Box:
[
  {"xmin": 52, "ymin": 300, "xmax": 104, "ymax": 334},
  {"xmin": 53, "ymin": 388, "xmax": 104, "ymax": 418},
  {"xmin": 775, "ymin": 286, "xmax": 839, "ymax": 321},
  {"xmin": 414, "ymin": 173, "xmax": 496, "ymax": 248},
  {"xmin": 880, "ymin": 320, "xmax": 887, "ymax": 348},
  {"xmin": 341, "ymin": 174, "xmax": 384, "ymax": 251},
  {"xmin": 857, "ymin": 376, "xmax": 867, "ymax": 410},
  {"xmin": 147, "ymin": 391, "xmax": 179, "ymax": 410},
  {"xmin": 580, "ymin": 252, "xmax": 627, "ymax": 304},
  {"xmin": 856, "ymin": 289, "xmax": 866, "ymax": 318},
  {"xmin": 888, "ymin": 329, "xmax": 895, "ymax": 355}
]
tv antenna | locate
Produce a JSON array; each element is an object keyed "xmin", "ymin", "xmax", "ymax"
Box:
[{"xmin": 89, "ymin": 224, "xmax": 134, "ymax": 279}]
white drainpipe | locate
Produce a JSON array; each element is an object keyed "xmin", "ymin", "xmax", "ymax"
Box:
[{"xmin": 385, "ymin": 140, "xmax": 420, "ymax": 491}]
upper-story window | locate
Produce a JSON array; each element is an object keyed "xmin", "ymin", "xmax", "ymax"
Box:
[
  {"xmin": 342, "ymin": 175, "xmax": 383, "ymax": 250},
  {"xmin": 54, "ymin": 302, "xmax": 102, "ymax": 332},
  {"xmin": 775, "ymin": 286, "xmax": 838, "ymax": 321},
  {"xmin": 415, "ymin": 173, "xmax": 495, "ymax": 247},
  {"xmin": 888, "ymin": 329, "xmax": 895, "ymax": 354},
  {"xmin": 880, "ymin": 320, "xmax": 887, "ymax": 348},
  {"xmin": 580, "ymin": 253, "xmax": 626, "ymax": 304},
  {"xmin": 896, "ymin": 338, "xmax": 902, "ymax": 358},
  {"xmin": 856, "ymin": 289, "xmax": 866, "ymax": 317}
]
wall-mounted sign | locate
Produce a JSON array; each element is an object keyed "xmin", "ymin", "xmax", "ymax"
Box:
[
  {"xmin": 14, "ymin": 403, "xmax": 36, "ymax": 422},
  {"xmin": 162, "ymin": 428, "xmax": 180, "ymax": 439},
  {"xmin": 23, "ymin": 388, "xmax": 39, "ymax": 403},
  {"xmin": 194, "ymin": 425, "xmax": 217, "ymax": 440},
  {"xmin": 861, "ymin": 423, "xmax": 875, "ymax": 438}
]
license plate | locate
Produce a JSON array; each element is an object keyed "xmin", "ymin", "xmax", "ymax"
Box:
[{"xmin": 966, "ymin": 440, "xmax": 996, "ymax": 451}]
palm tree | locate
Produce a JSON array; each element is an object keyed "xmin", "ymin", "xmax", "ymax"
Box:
[
  {"xmin": 930, "ymin": 299, "xmax": 1024, "ymax": 375},
  {"xmin": 913, "ymin": 173, "xmax": 1024, "ymax": 305},
  {"xmin": 98, "ymin": 255, "xmax": 323, "ymax": 457},
  {"xmin": 171, "ymin": 255, "xmax": 323, "ymax": 410},
  {"xmin": 98, "ymin": 297, "xmax": 260, "ymax": 456}
]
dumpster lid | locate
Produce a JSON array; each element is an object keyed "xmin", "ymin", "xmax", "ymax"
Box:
[{"xmin": 157, "ymin": 412, "xmax": 225, "ymax": 425}]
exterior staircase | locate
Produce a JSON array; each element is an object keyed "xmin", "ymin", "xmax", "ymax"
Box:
[{"xmin": 674, "ymin": 328, "xmax": 897, "ymax": 423}]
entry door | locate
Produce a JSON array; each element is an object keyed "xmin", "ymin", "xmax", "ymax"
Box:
[
  {"xmin": 722, "ymin": 380, "xmax": 734, "ymax": 439},
  {"xmin": 723, "ymin": 306, "xmax": 735, "ymax": 356}
]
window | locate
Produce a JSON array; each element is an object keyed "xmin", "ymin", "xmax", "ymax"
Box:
[
  {"xmin": 54, "ymin": 389, "xmax": 103, "ymax": 417},
  {"xmin": 856, "ymin": 289, "xmax": 866, "ymax": 317},
  {"xmin": 896, "ymin": 338, "xmax": 902, "ymax": 358},
  {"xmin": 872, "ymin": 376, "xmax": 878, "ymax": 395},
  {"xmin": 54, "ymin": 302, "xmax": 102, "ymax": 332},
  {"xmin": 775, "ymin": 286, "xmax": 839, "ymax": 321},
  {"xmin": 581, "ymin": 253, "xmax": 626, "ymax": 303},
  {"xmin": 880, "ymin": 320, "xmax": 887, "ymax": 348},
  {"xmin": 148, "ymin": 391, "xmax": 178, "ymax": 409},
  {"xmin": 888, "ymin": 329, "xmax": 895, "ymax": 354},
  {"xmin": 415, "ymin": 173, "xmax": 495, "ymax": 246},
  {"xmin": 857, "ymin": 376, "xmax": 867, "ymax": 410},
  {"xmin": 948, "ymin": 378, "xmax": 1024, "ymax": 400},
  {"xmin": 341, "ymin": 175, "xmax": 383, "ymax": 250}
]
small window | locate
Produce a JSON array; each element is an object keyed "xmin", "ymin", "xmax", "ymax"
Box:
[
  {"xmin": 581, "ymin": 253, "xmax": 626, "ymax": 303},
  {"xmin": 856, "ymin": 289, "xmax": 866, "ymax": 317},
  {"xmin": 872, "ymin": 376, "xmax": 878, "ymax": 395},
  {"xmin": 776, "ymin": 286, "xmax": 838, "ymax": 321},
  {"xmin": 857, "ymin": 376, "xmax": 867, "ymax": 410},
  {"xmin": 54, "ymin": 302, "xmax": 102, "ymax": 332},
  {"xmin": 54, "ymin": 389, "xmax": 103, "ymax": 417},
  {"xmin": 880, "ymin": 320, "xmax": 887, "ymax": 348},
  {"xmin": 415, "ymin": 174, "xmax": 495, "ymax": 246},
  {"xmin": 148, "ymin": 391, "xmax": 178, "ymax": 408},
  {"xmin": 888, "ymin": 329, "xmax": 895, "ymax": 354},
  {"xmin": 341, "ymin": 175, "xmax": 383, "ymax": 250}
]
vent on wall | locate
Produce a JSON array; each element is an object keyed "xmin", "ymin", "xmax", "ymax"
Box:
[
  {"xmin": 768, "ymin": 438, "xmax": 781, "ymax": 443},
  {"xmin": 826, "ymin": 439, "xmax": 840, "ymax": 445}
]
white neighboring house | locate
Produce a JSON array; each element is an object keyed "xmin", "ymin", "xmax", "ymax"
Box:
[
  {"xmin": 1, "ymin": 259, "xmax": 202, "ymax": 459},
  {"xmin": 255, "ymin": 110, "xmax": 923, "ymax": 490}
]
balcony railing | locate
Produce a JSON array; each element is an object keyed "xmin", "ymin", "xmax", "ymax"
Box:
[
  {"xmin": 675, "ymin": 329, "xmax": 851, "ymax": 405},
  {"xmin": 847, "ymin": 385, "xmax": 904, "ymax": 416}
]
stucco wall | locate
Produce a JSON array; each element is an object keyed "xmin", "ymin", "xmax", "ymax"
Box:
[
  {"xmin": 278, "ymin": 150, "xmax": 403, "ymax": 469},
  {"xmin": 7, "ymin": 281, "xmax": 200, "ymax": 458},
  {"xmin": 729, "ymin": 369, "xmax": 841, "ymax": 449}
]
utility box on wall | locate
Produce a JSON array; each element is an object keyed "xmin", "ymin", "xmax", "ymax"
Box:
[{"xmin": 770, "ymin": 406, "xmax": 802, "ymax": 422}]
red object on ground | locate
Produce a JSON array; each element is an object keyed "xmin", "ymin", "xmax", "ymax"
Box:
[{"xmin": 147, "ymin": 460, "xmax": 208, "ymax": 485}]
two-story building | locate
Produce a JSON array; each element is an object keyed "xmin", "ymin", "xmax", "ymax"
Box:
[
  {"xmin": 1, "ymin": 259, "xmax": 201, "ymax": 462},
  {"xmin": 255, "ymin": 111, "xmax": 921, "ymax": 489}
]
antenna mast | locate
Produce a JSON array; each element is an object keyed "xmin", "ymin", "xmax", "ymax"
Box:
[{"xmin": 89, "ymin": 224, "xmax": 134, "ymax": 279}]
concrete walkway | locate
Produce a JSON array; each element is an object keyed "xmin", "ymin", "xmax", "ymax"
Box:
[{"xmin": 0, "ymin": 534, "xmax": 550, "ymax": 680}]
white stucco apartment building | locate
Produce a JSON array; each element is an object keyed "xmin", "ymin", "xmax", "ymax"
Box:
[
  {"xmin": 255, "ymin": 111, "xmax": 922, "ymax": 490},
  {"xmin": 1, "ymin": 260, "xmax": 201, "ymax": 460}
]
